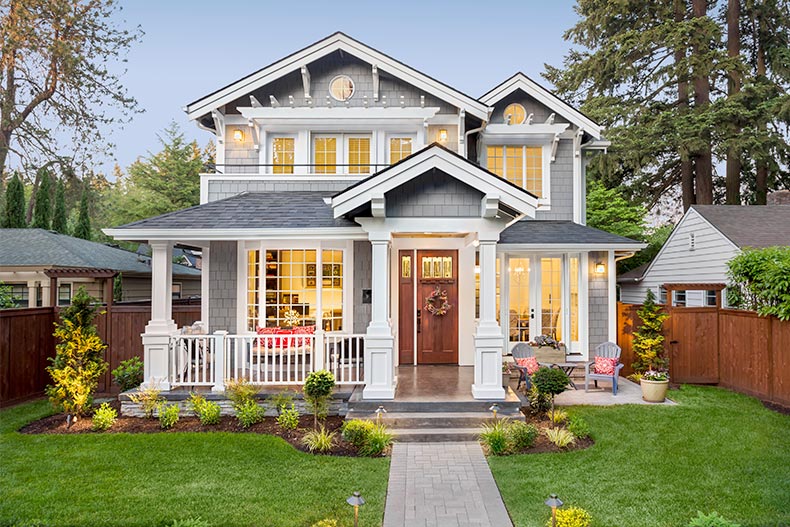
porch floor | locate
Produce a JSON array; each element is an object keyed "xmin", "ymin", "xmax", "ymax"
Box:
[{"xmin": 394, "ymin": 365, "xmax": 521, "ymax": 403}]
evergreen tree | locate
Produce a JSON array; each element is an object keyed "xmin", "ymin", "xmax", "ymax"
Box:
[
  {"xmin": 586, "ymin": 180, "xmax": 646, "ymax": 241},
  {"xmin": 32, "ymin": 168, "xmax": 52, "ymax": 229},
  {"xmin": 74, "ymin": 189, "xmax": 91, "ymax": 240},
  {"xmin": 52, "ymin": 179, "xmax": 68, "ymax": 234},
  {"xmin": 3, "ymin": 172, "xmax": 26, "ymax": 228},
  {"xmin": 632, "ymin": 289, "xmax": 670, "ymax": 375}
]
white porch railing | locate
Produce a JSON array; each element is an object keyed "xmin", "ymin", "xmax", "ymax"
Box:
[{"xmin": 168, "ymin": 331, "xmax": 365, "ymax": 389}]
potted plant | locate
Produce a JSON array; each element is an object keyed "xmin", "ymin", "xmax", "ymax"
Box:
[
  {"xmin": 530, "ymin": 335, "xmax": 566, "ymax": 363},
  {"xmin": 640, "ymin": 370, "xmax": 669, "ymax": 402}
]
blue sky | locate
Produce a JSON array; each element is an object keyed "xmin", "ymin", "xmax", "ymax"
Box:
[{"xmin": 106, "ymin": 0, "xmax": 580, "ymax": 174}]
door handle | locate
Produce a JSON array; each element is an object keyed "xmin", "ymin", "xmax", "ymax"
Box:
[
  {"xmin": 417, "ymin": 309, "xmax": 422, "ymax": 333},
  {"xmin": 530, "ymin": 308, "xmax": 535, "ymax": 320}
]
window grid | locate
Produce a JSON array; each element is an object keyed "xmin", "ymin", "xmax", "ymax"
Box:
[
  {"xmin": 272, "ymin": 138, "xmax": 295, "ymax": 174},
  {"xmin": 58, "ymin": 284, "xmax": 72, "ymax": 307},
  {"xmin": 347, "ymin": 137, "xmax": 370, "ymax": 174},
  {"xmin": 389, "ymin": 137, "xmax": 413, "ymax": 164},
  {"xmin": 246, "ymin": 250, "xmax": 260, "ymax": 331},
  {"xmin": 486, "ymin": 145, "xmax": 543, "ymax": 198},
  {"xmin": 570, "ymin": 257, "xmax": 579, "ymax": 342},
  {"xmin": 504, "ymin": 103, "xmax": 526, "ymax": 125},
  {"xmin": 541, "ymin": 257, "xmax": 562, "ymax": 340},
  {"xmin": 508, "ymin": 258, "xmax": 531, "ymax": 343},
  {"xmin": 263, "ymin": 249, "xmax": 318, "ymax": 328},
  {"xmin": 314, "ymin": 137, "xmax": 337, "ymax": 174},
  {"xmin": 321, "ymin": 249, "xmax": 344, "ymax": 331}
]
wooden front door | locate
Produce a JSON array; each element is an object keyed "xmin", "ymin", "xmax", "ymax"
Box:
[{"xmin": 416, "ymin": 250, "xmax": 458, "ymax": 364}]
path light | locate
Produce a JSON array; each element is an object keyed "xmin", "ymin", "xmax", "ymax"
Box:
[
  {"xmin": 489, "ymin": 403, "xmax": 499, "ymax": 420},
  {"xmin": 545, "ymin": 494, "xmax": 563, "ymax": 527},
  {"xmin": 346, "ymin": 491, "xmax": 365, "ymax": 527},
  {"xmin": 375, "ymin": 405, "xmax": 387, "ymax": 424}
]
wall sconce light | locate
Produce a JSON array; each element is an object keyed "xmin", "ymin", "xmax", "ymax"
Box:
[
  {"xmin": 438, "ymin": 128, "xmax": 448, "ymax": 142},
  {"xmin": 233, "ymin": 129, "xmax": 245, "ymax": 142},
  {"xmin": 595, "ymin": 262, "xmax": 606, "ymax": 274}
]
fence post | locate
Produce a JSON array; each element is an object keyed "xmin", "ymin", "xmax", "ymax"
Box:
[
  {"xmin": 314, "ymin": 329, "xmax": 325, "ymax": 372},
  {"xmin": 212, "ymin": 330, "xmax": 228, "ymax": 392}
]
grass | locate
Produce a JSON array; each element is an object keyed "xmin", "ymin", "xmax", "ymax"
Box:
[
  {"xmin": 489, "ymin": 385, "xmax": 790, "ymax": 527},
  {"xmin": 0, "ymin": 400, "xmax": 389, "ymax": 527}
]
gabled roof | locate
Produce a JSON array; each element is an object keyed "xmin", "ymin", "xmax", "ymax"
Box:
[
  {"xmin": 0, "ymin": 229, "xmax": 200, "ymax": 277},
  {"xmin": 617, "ymin": 262, "xmax": 649, "ymax": 283},
  {"xmin": 330, "ymin": 143, "xmax": 538, "ymax": 219},
  {"xmin": 691, "ymin": 205, "xmax": 790, "ymax": 248},
  {"xmin": 185, "ymin": 32, "xmax": 489, "ymax": 121},
  {"xmin": 479, "ymin": 72, "xmax": 603, "ymax": 139}
]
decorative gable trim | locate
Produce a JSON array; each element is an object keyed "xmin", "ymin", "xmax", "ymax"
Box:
[
  {"xmin": 479, "ymin": 72, "xmax": 603, "ymax": 139},
  {"xmin": 185, "ymin": 32, "xmax": 489, "ymax": 121},
  {"xmin": 330, "ymin": 144, "xmax": 538, "ymax": 219}
]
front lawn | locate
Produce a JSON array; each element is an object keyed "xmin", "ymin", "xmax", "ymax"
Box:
[
  {"xmin": 489, "ymin": 385, "xmax": 790, "ymax": 527},
  {"xmin": 0, "ymin": 400, "xmax": 389, "ymax": 527}
]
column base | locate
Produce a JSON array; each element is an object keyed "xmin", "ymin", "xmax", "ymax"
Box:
[
  {"xmin": 362, "ymin": 381, "xmax": 397, "ymax": 400},
  {"xmin": 363, "ymin": 332, "xmax": 395, "ymax": 400},
  {"xmin": 471, "ymin": 384, "xmax": 506, "ymax": 400}
]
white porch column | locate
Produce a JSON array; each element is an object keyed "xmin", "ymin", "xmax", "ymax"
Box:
[
  {"xmin": 141, "ymin": 241, "xmax": 177, "ymax": 390},
  {"xmin": 473, "ymin": 238, "xmax": 506, "ymax": 399},
  {"xmin": 363, "ymin": 234, "xmax": 396, "ymax": 399}
]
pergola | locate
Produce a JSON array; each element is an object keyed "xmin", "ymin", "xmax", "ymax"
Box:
[{"xmin": 43, "ymin": 268, "xmax": 118, "ymax": 307}]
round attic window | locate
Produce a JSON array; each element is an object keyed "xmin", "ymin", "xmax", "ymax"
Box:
[
  {"xmin": 329, "ymin": 75, "xmax": 355, "ymax": 101},
  {"xmin": 504, "ymin": 103, "xmax": 526, "ymax": 125}
]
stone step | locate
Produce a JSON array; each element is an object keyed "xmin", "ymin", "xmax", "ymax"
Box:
[
  {"xmin": 346, "ymin": 411, "xmax": 520, "ymax": 428},
  {"xmin": 391, "ymin": 427, "xmax": 483, "ymax": 442},
  {"xmin": 347, "ymin": 399, "xmax": 522, "ymax": 414}
]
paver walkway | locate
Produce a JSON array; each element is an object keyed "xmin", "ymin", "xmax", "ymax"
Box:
[{"xmin": 383, "ymin": 442, "xmax": 512, "ymax": 527}]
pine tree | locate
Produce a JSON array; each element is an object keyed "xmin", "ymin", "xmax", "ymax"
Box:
[
  {"xmin": 632, "ymin": 289, "xmax": 670, "ymax": 375},
  {"xmin": 74, "ymin": 189, "xmax": 91, "ymax": 240},
  {"xmin": 3, "ymin": 172, "xmax": 26, "ymax": 228},
  {"xmin": 52, "ymin": 179, "xmax": 68, "ymax": 234},
  {"xmin": 32, "ymin": 169, "xmax": 52, "ymax": 229}
]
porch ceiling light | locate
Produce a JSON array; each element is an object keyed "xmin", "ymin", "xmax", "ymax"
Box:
[
  {"xmin": 595, "ymin": 262, "xmax": 606, "ymax": 274},
  {"xmin": 233, "ymin": 129, "xmax": 245, "ymax": 142}
]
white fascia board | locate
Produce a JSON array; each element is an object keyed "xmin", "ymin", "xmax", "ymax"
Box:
[
  {"xmin": 103, "ymin": 227, "xmax": 367, "ymax": 242},
  {"xmin": 481, "ymin": 123, "xmax": 570, "ymax": 144},
  {"xmin": 186, "ymin": 33, "xmax": 489, "ymax": 121},
  {"xmin": 238, "ymin": 106, "xmax": 440, "ymax": 121},
  {"xmin": 496, "ymin": 243, "xmax": 647, "ymax": 252},
  {"xmin": 479, "ymin": 74, "xmax": 602, "ymax": 139},
  {"xmin": 331, "ymin": 149, "xmax": 538, "ymax": 218}
]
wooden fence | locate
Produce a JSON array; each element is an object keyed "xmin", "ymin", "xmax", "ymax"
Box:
[
  {"xmin": 617, "ymin": 301, "xmax": 790, "ymax": 407},
  {"xmin": 0, "ymin": 302, "xmax": 201, "ymax": 407}
]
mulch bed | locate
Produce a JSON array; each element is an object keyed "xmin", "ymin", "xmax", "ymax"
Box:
[{"xmin": 19, "ymin": 402, "xmax": 365, "ymax": 457}]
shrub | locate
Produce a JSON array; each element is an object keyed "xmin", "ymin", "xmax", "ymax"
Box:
[
  {"xmin": 188, "ymin": 393, "xmax": 221, "ymax": 425},
  {"xmin": 270, "ymin": 390, "xmax": 296, "ymax": 414},
  {"xmin": 235, "ymin": 399, "xmax": 264, "ymax": 428},
  {"xmin": 508, "ymin": 421, "xmax": 539, "ymax": 450},
  {"xmin": 46, "ymin": 288, "xmax": 108, "ymax": 417},
  {"xmin": 341, "ymin": 419, "xmax": 376, "ymax": 448},
  {"xmin": 632, "ymin": 288, "xmax": 670, "ymax": 374},
  {"xmin": 547, "ymin": 506, "xmax": 592, "ymax": 527},
  {"xmin": 302, "ymin": 426, "xmax": 336, "ymax": 453},
  {"xmin": 276, "ymin": 403, "xmax": 299, "ymax": 430},
  {"xmin": 158, "ymin": 403, "xmax": 180, "ymax": 429},
  {"xmin": 168, "ymin": 519, "xmax": 210, "ymax": 527},
  {"xmin": 311, "ymin": 519, "xmax": 338, "ymax": 527},
  {"xmin": 567, "ymin": 415, "xmax": 591, "ymax": 439},
  {"xmin": 550, "ymin": 408, "xmax": 568, "ymax": 424},
  {"xmin": 91, "ymin": 403, "xmax": 117, "ymax": 432},
  {"xmin": 532, "ymin": 367, "xmax": 569, "ymax": 423},
  {"xmin": 527, "ymin": 385, "xmax": 551, "ymax": 414},
  {"xmin": 545, "ymin": 427, "xmax": 576, "ymax": 448},
  {"xmin": 304, "ymin": 370, "xmax": 335, "ymax": 428},
  {"xmin": 128, "ymin": 386, "xmax": 164, "ymax": 418},
  {"xmin": 480, "ymin": 418, "xmax": 511, "ymax": 455},
  {"xmin": 687, "ymin": 511, "xmax": 742, "ymax": 527},
  {"xmin": 224, "ymin": 378, "xmax": 259, "ymax": 409},
  {"xmin": 357, "ymin": 423, "xmax": 394, "ymax": 457},
  {"xmin": 727, "ymin": 246, "xmax": 790, "ymax": 321},
  {"xmin": 111, "ymin": 356, "xmax": 144, "ymax": 392}
]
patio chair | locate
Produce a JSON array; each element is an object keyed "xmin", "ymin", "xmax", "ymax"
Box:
[
  {"xmin": 511, "ymin": 343, "xmax": 537, "ymax": 391},
  {"xmin": 584, "ymin": 341, "xmax": 625, "ymax": 395}
]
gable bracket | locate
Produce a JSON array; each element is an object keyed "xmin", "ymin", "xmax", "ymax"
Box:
[
  {"xmin": 550, "ymin": 133, "xmax": 560, "ymax": 162},
  {"xmin": 371, "ymin": 193, "xmax": 385, "ymax": 217},
  {"xmin": 481, "ymin": 194, "xmax": 500, "ymax": 218},
  {"xmin": 372, "ymin": 64, "xmax": 379, "ymax": 101},
  {"xmin": 301, "ymin": 66, "xmax": 311, "ymax": 99},
  {"xmin": 211, "ymin": 111, "xmax": 225, "ymax": 144},
  {"xmin": 247, "ymin": 119, "xmax": 260, "ymax": 151}
]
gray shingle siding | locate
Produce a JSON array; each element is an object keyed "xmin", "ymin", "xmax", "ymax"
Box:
[
  {"xmin": 385, "ymin": 169, "xmax": 483, "ymax": 217},
  {"xmin": 353, "ymin": 241, "xmax": 371, "ymax": 333},
  {"xmin": 536, "ymin": 140, "xmax": 573, "ymax": 221},
  {"xmin": 209, "ymin": 241, "xmax": 237, "ymax": 333},
  {"xmin": 489, "ymin": 90, "xmax": 571, "ymax": 125},
  {"xmin": 588, "ymin": 251, "xmax": 609, "ymax": 355},
  {"xmin": 207, "ymin": 179, "xmax": 353, "ymax": 202}
]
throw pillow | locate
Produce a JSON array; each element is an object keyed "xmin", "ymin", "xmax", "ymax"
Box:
[
  {"xmin": 594, "ymin": 356, "xmax": 618, "ymax": 375},
  {"xmin": 515, "ymin": 356, "xmax": 540, "ymax": 375},
  {"xmin": 292, "ymin": 325, "xmax": 316, "ymax": 334}
]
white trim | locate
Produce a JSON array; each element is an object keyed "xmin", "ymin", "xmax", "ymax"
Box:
[
  {"xmin": 498, "ymin": 243, "xmax": 646, "ymax": 251},
  {"xmin": 185, "ymin": 33, "xmax": 489, "ymax": 121},
  {"xmin": 607, "ymin": 250, "xmax": 616, "ymax": 342},
  {"xmin": 480, "ymin": 123, "xmax": 570, "ymax": 142},
  {"xmin": 239, "ymin": 106, "xmax": 440, "ymax": 124},
  {"xmin": 579, "ymin": 252, "xmax": 589, "ymax": 358},
  {"xmin": 479, "ymin": 73, "xmax": 602, "ymax": 138},
  {"xmin": 201, "ymin": 245, "xmax": 210, "ymax": 332},
  {"xmin": 479, "ymin": 143, "xmax": 552, "ymax": 208},
  {"xmin": 572, "ymin": 129, "xmax": 584, "ymax": 224}
]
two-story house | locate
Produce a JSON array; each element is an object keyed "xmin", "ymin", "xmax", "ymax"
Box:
[{"xmin": 106, "ymin": 33, "xmax": 643, "ymax": 400}]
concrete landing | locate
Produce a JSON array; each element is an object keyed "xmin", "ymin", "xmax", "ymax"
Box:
[{"xmin": 554, "ymin": 376, "xmax": 676, "ymax": 406}]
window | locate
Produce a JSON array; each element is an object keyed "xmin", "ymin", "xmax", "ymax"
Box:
[
  {"xmin": 314, "ymin": 136, "xmax": 337, "ymax": 174},
  {"xmin": 321, "ymin": 249, "xmax": 344, "ymax": 331},
  {"xmin": 58, "ymin": 283, "xmax": 72, "ymax": 307},
  {"xmin": 389, "ymin": 137, "xmax": 413, "ymax": 164},
  {"xmin": 541, "ymin": 257, "xmax": 562, "ymax": 340},
  {"xmin": 329, "ymin": 75, "xmax": 354, "ymax": 101},
  {"xmin": 504, "ymin": 103, "xmax": 526, "ymax": 125},
  {"xmin": 172, "ymin": 283, "xmax": 182, "ymax": 300},
  {"xmin": 347, "ymin": 137, "xmax": 370, "ymax": 174},
  {"xmin": 313, "ymin": 134, "xmax": 371, "ymax": 175},
  {"xmin": 508, "ymin": 258, "xmax": 531, "ymax": 342},
  {"xmin": 486, "ymin": 145, "xmax": 543, "ymax": 197},
  {"xmin": 474, "ymin": 254, "xmax": 500, "ymax": 322},
  {"xmin": 271, "ymin": 137, "xmax": 295, "ymax": 174},
  {"xmin": 9, "ymin": 284, "xmax": 27, "ymax": 307},
  {"xmin": 570, "ymin": 256, "xmax": 579, "ymax": 343},
  {"xmin": 247, "ymin": 250, "xmax": 261, "ymax": 331},
  {"xmin": 659, "ymin": 287, "xmax": 667, "ymax": 305},
  {"xmin": 672, "ymin": 290, "xmax": 686, "ymax": 307},
  {"xmin": 705, "ymin": 290, "xmax": 718, "ymax": 307}
]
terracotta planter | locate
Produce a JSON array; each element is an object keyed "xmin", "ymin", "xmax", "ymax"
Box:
[
  {"xmin": 534, "ymin": 346, "xmax": 565, "ymax": 364},
  {"xmin": 640, "ymin": 379, "xmax": 669, "ymax": 402}
]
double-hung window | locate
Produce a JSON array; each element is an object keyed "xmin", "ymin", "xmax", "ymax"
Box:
[
  {"xmin": 313, "ymin": 134, "xmax": 370, "ymax": 174},
  {"xmin": 271, "ymin": 137, "xmax": 295, "ymax": 174},
  {"xmin": 486, "ymin": 145, "xmax": 544, "ymax": 198},
  {"xmin": 389, "ymin": 136, "xmax": 413, "ymax": 164}
]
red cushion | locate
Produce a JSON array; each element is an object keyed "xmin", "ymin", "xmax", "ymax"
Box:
[
  {"xmin": 292, "ymin": 325, "xmax": 315, "ymax": 335},
  {"xmin": 256, "ymin": 326, "xmax": 278, "ymax": 334},
  {"xmin": 594, "ymin": 356, "xmax": 618, "ymax": 375},
  {"xmin": 515, "ymin": 357, "xmax": 540, "ymax": 375}
]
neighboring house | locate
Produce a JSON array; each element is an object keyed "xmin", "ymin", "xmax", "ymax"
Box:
[
  {"xmin": 619, "ymin": 204, "xmax": 790, "ymax": 307},
  {"xmin": 105, "ymin": 32, "xmax": 643, "ymax": 400},
  {"xmin": 0, "ymin": 229, "xmax": 201, "ymax": 307}
]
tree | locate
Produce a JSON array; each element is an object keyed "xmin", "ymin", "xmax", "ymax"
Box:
[
  {"xmin": 531, "ymin": 366, "xmax": 569, "ymax": 425},
  {"xmin": 727, "ymin": 246, "xmax": 790, "ymax": 320},
  {"xmin": 586, "ymin": 180, "xmax": 646, "ymax": 240},
  {"xmin": 0, "ymin": 0, "xmax": 142, "ymax": 182},
  {"xmin": 51, "ymin": 178, "xmax": 67, "ymax": 233},
  {"xmin": 725, "ymin": 0, "xmax": 742, "ymax": 204},
  {"xmin": 631, "ymin": 289, "xmax": 670, "ymax": 375},
  {"xmin": 73, "ymin": 188, "xmax": 91, "ymax": 240},
  {"xmin": 2, "ymin": 171, "xmax": 25, "ymax": 227},
  {"xmin": 0, "ymin": 281, "xmax": 19, "ymax": 308},
  {"xmin": 31, "ymin": 168, "xmax": 51, "ymax": 229}
]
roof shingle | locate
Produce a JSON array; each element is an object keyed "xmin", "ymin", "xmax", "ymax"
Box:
[{"xmin": 691, "ymin": 205, "xmax": 790, "ymax": 248}]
